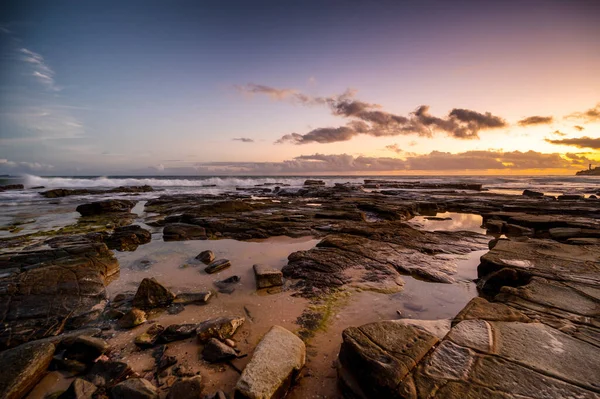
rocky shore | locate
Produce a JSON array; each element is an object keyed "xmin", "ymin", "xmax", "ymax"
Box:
[{"xmin": 0, "ymin": 179, "xmax": 598, "ymax": 398}]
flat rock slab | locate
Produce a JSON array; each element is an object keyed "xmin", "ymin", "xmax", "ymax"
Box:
[
  {"xmin": 0, "ymin": 242, "xmax": 119, "ymax": 349},
  {"xmin": 338, "ymin": 321, "xmax": 438, "ymax": 398},
  {"xmin": 253, "ymin": 264, "xmax": 284, "ymax": 289},
  {"xmin": 236, "ymin": 325, "xmax": 305, "ymax": 399},
  {"xmin": 0, "ymin": 341, "xmax": 55, "ymax": 399},
  {"xmin": 173, "ymin": 291, "xmax": 212, "ymax": 305},
  {"xmin": 205, "ymin": 259, "xmax": 231, "ymax": 274},
  {"xmin": 163, "ymin": 223, "xmax": 207, "ymax": 241},
  {"xmin": 196, "ymin": 316, "xmax": 244, "ymax": 343},
  {"xmin": 202, "ymin": 338, "xmax": 237, "ymax": 363},
  {"xmin": 76, "ymin": 199, "xmax": 136, "ymax": 216}
]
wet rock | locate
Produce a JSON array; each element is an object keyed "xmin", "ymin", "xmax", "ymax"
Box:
[
  {"xmin": 0, "ymin": 242, "xmax": 119, "ymax": 349},
  {"xmin": 163, "ymin": 223, "xmax": 207, "ymax": 241},
  {"xmin": 0, "ymin": 184, "xmax": 24, "ymax": 191},
  {"xmin": 0, "ymin": 341, "xmax": 55, "ymax": 399},
  {"xmin": 196, "ymin": 250, "xmax": 215, "ymax": 264},
  {"xmin": 105, "ymin": 225, "xmax": 152, "ymax": 251},
  {"xmin": 485, "ymin": 219, "xmax": 505, "ymax": 234},
  {"xmin": 132, "ymin": 278, "xmax": 176, "ymax": 309},
  {"xmin": 337, "ymin": 321, "xmax": 438, "ymax": 398},
  {"xmin": 161, "ymin": 324, "xmax": 198, "ymax": 343},
  {"xmin": 505, "ymin": 224, "xmax": 534, "ymax": 237},
  {"xmin": 523, "ymin": 189, "xmax": 544, "ymax": 197},
  {"xmin": 558, "ymin": 194, "xmax": 584, "ymax": 201},
  {"xmin": 111, "ymin": 378, "xmax": 158, "ymax": 399},
  {"xmin": 173, "ymin": 291, "xmax": 212, "ymax": 305},
  {"xmin": 172, "ymin": 365, "xmax": 195, "ymax": 378},
  {"xmin": 42, "ymin": 186, "xmax": 154, "ymax": 198},
  {"xmin": 76, "ymin": 199, "xmax": 136, "ymax": 216},
  {"xmin": 235, "ymin": 325, "xmax": 305, "ymax": 399},
  {"xmin": 58, "ymin": 378, "xmax": 97, "ymax": 399},
  {"xmin": 204, "ymin": 259, "xmax": 231, "ymax": 274},
  {"xmin": 202, "ymin": 338, "xmax": 238, "ymax": 363},
  {"xmin": 61, "ymin": 336, "xmax": 110, "ymax": 364},
  {"xmin": 134, "ymin": 324, "xmax": 165, "ymax": 348},
  {"xmin": 253, "ymin": 264, "xmax": 284, "ymax": 289},
  {"xmin": 214, "ymin": 275, "xmax": 240, "ymax": 294},
  {"xmin": 85, "ymin": 361, "xmax": 134, "ymax": 388},
  {"xmin": 196, "ymin": 316, "xmax": 245, "ymax": 343},
  {"xmin": 117, "ymin": 308, "xmax": 147, "ymax": 329},
  {"xmin": 166, "ymin": 376, "xmax": 204, "ymax": 399},
  {"xmin": 55, "ymin": 357, "xmax": 88, "ymax": 375},
  {"xmin": 453, "ymin": 297, "xmax": 531, "ymax": 326},
  {"xmin": 303, "ymin": 179, "xmax": 325, "ymax": 186}
]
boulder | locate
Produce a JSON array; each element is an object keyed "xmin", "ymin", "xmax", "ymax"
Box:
[
  {"xmin": 522, "ymin": 189, "xmax": 544, "ymax": 197},
  {"xmin": 58, "ymin": 378, "xmax": 97, "ymax": 399},
  {"xmin": 195, "ymin": 250, "xmax": 215, "ymax": 264},
  {"xmin": 111, "ymin": 378, "xmax": 158, "ymax": 399},
  {"xmin": 253, "ymin": 264, "xmax": 284, "ymax": 289},
  {"xmin": 132, "ymin": 278, "xmax": 176, "ymax": 309},
  {"xmin": 61, "ymin": 336, "xmax": 110, "ymax": 364},
  {"xmin": 303, "ymin": 179, "xmax": 325, "ymax": 186},
  {"xmin": 76, "ymin": 199, "xmax": 136, "ymax": 216},
  {"xmin": 0, "ymin": 341, "xmax": 55, "ymax": 399},
  {"xmin": 214, "ymin": 275, "xmax": 240, "ymax": 294},
  {"xmin": 117, "ymin": 308, "xmax": 147, "ymax": 329},
  {"xmin": 163, "ymin": 223, "xmax": 207, "ymax": 241},
  {"xmin": 558, "ymin": 194, "xmax": 584, "ymax": 201},
  {"xmin": 173, "ymin": 291, "xmax": 212, "ymax": 305},
  {"xmin": 105, "ymin": 225, "xmax": 152, "ymax": 251},
  {"xmin": 161, "ymin": 324, "xmax": 199, "ymax": 343},
  {"xmin": 202, "ymin": 338, "xmax": 237, "ymax": 363},
  {"xmin": 505, "ymin": 224, "xmax": 534, "ymax": 237},
  {"xmin": 204, "ymin": 259, "xmax": 231, "ymax": 274},
  {"xmin": 166, "ymin": 376, "xmax": 204, "ymax": 399},
  {"xmin": 235, "ymin": 325, "xmax": 305, "ymax": 399},
  {"xmin": 85, "ymin": 361, "xmax": 133, "ymax": 388},
  {"xmin": 196, "ymin": 316, "xmax": 245, "ymax": 343},
  {"xmin": 134, "ymin": 324, "xmax": 165, "ymax": 348},
  {"xmin": 0, "ymin": 184, "xmax": 24, "ymax": 191}
]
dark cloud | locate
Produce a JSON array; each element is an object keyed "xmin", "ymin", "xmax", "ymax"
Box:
[
  {"xmin": 551, "ymin": 130, "xmax": 567, "ymax": 137},
  {"xmin": 238, "ymin": 83, "xmax": 507, "ymax": 144},
  {"xmin": 564, "ymin": 152, "xmax": 595, "ymax": 166},
  {"xmin": 574, "ymin": 125, "xmax": 584, "ymax": 131},
  {"xmin": 233, "ymin": 137, "xmax": 254, "ymax": 143},
  {"xmin": 545, "ymin": 136, "xmax": 600, "ymax": 150},
  {"xmin": 517, "ymin": 115, "xmax": 554, "ymax": 126},
  {"xmin": 566, "ymin": 103, "xmax": 600, "ymax": 122}
]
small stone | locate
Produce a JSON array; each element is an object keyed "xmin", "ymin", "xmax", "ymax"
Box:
[
  {"xmin": 62, "ymin": 336, "xmax": 110, "ymax": 364},
  {"xmin": 173, "ymin": 291, "xmax": 212, "ymax": 305},
  {"xmin": 132, "ymin": 278, "xmax": 176, "ymax": 309},
  {"xmin": 117, "ymin": 308, "xmax": 147, "ymax": 329},
  {"xmin": 167, "ymin": 375, "xmax": 204, "ymax": 399},
  {"xmin": 202, "ymin": 338, "xmax": 238, "ymax": 363},
  {"xmin": 161, "ymin": 324, "xmax": 199, "ymax": 343},
  {"xmin": 134, "ymin": 324, "xmax": 165, "ymax": 348},
  {"xmin": 253, "ymin": 264, "xmax": 284, "ymax": 289},
  {"xmin": 58, "ymin": 378, "xmax": 97, "ymax": 399},
  {"xmin": 224, "ymin": 339, "xmax": 236, "ymax": 348},
  {"xmin": 204, "ymin": 259, "xmax": 231, "ymax": 274},
  {"xmin": 196, "ymin": 250, "xmax": 215, "ymax": 264},
  {"xmin": 196, "ymin": 317, "xmax": 245, "ymax": 343},
  {"xmin": 172, "ymin": 365, "xmax": 195, "ymax": 378},
  {"xmin": 111, "ymin": 378, "xmax": 158, "ymax": 399},
  {"xmin": 214, "ymin": 276, "xmax": 240, "ymax": 294}
]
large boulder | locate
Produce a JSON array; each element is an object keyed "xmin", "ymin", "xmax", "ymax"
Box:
[
  {"xmin": 235, "ymin": 325, "xmax": 305, "ymax": 399},
  {"xmin": 163, "ymin": 223, "xmax": 207, "ymax": 241},
  {"xmin": 105, "ymin": 225, "xmax": 152, "ymax": 251},
  {"xmin": 111, "ymin": 378, "xmax": 158, "ymax": 399},
  {"xmin": 58, "ymin": 378, "xmax": 97, "ymax": 399},
  {"xmin": 132, "ymin": 278, "xmax": 176, "ymax": 309},
  {"xmin": 76, "ymin": 199, "xmax": 136, "ymax": 216},
  {"xmin": 196, "ymin": 316, "xmax": 245, "ymax": 343},
  {"xmin": 253, "ymin": 264, "xmax": 284, "ymax": 289},
  {"xmin": 0, "ymin": 341, "xmax": 55, "ymax": 399}
]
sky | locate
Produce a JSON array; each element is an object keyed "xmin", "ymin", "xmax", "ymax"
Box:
[{"xmin": 0, "ymin": 0, "xmax": 599, "ymax": 176}]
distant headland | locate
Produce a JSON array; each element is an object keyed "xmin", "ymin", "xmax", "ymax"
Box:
[{"xmin": 576, "ymin": 164, "xmax": 600, "ymax": 176}]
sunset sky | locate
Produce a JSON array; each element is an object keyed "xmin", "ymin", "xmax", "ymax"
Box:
[{"xmin": 1, "ymin": 0, "xmax": 599, "ymax": 175}]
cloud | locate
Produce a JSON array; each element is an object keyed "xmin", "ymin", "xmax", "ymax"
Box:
[
  {"xmin": 545, "ymin": 136, "xmax": 600, "ymax": 150},
  {"xmin": 232, "ymin": 137, "xmax": 255, "ymax": 143},
  {"xmin": 20, "ymin": 48, "xmax": 61, "ymax": 91},
  {"xmin": 385, "ymin": 144, "xmax": 403, "ymax": 154},
  {"xmin": 551, "ymin": 130, "xmax": 567, "ymax": 137},
  {"xmin": 238, "ymin": 83, "xmax": 507, "ymax": 144},
  {"xmin": 566, "ymin": 103, "xmax": 600, "ymax": 122},
  {"xmin": 574, "ymin": 125, "xmax": 584, "ymax": 131},
  {"xmin": 0, "ymin": 158, "xmax": 54, "ymax": 172},
  {"xmin": 150, "ymin": 164, "xmax": 165, "ymax": 172},
  {"xmin": 517, "ymin": 115, "xmax": 554, "ymax": 126}
]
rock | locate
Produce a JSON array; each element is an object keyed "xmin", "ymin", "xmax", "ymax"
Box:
[
  {"xmin": 76, "ymin": 199, "xmax": 136, "ymax": 216},
  {"xmin": 235, "ymin": 325, "xmax": 305, "ymax": 399},
  {"xmin": 253, "ymin": 264, "xmax": 284, "ymax": 289},
  {"xmin": 132, "ymin": 278, "xmax": 176, "ymax": 309},
  {"xmin": 196, "ymin": 316, "xmax": 245, "ymax": 343},
  {"xmin": 42, "ymin": 186, "xmax": 153, "ymax": 198},
  {"xmin": 55, "ymin": 358, "xmax": 88, "ymax": 374},
  {"xmin": 0, "ymin": 184, "xmax": 24, "ymax": 191},
  {"xmin": 161, "ymin": 324, "xmax": 199, "ymax": 343},
  {"xmin": 337, "ymin": 321, "xmax": 438, "ymax": 398},
  {"xmin": 173, "ymin": 291, "xmax": 212, "ymax": 305},
  {"xmin": 166, "ymin": 376, "xmax": 204, "ymax": 399},
  {"xmin": 196, "ymin": 250, "xmax": 215, "ymax": 264},
  {"xmin": 117, "ymin": 308, "xmax": 147, "ymax": 329},
  {"xmin": 214, "ymin": 275, "xmax": 240, "ymax": 294},
  {"xmin": 61, "ymin": 336, "xmax": 110, "ymax": 364},
  {"xmin": 204, "ymin": 391, "xmax": 227, "ymax": 399},
  {"xmin": 105, "ymin": 225, "xmax": 152, "ymax": 251},
  {"xmin": 485, "ymin": 219, "xmax": 505, "ymax": 234},
  {"xmin": 204, "ymin": 259, "xmax": 231, "ymax": 274},
  {"xmin": 303, "ymin": 179, "xmax": 325, "ymax": 186},
  {"xmin": 522, "ymin": 189, "xmax": 544, "ymax": 197},
  {"xmin": 558, "ymin": 194, "xmax": 584, "ymax": 201},
  {"xmin": 0, "ymin": 341, "xmax": 55, "ymax": 399},
  {"xmin": 163, "ymin": 223, "xmax": 207, "ymax": 241},
  {"xmin": 0, "ymin": 242, "xmax": 119, "ymax": 349},
  {"xmin": 58, "ymin": 378, "xmax": 97, "ymax": 399},
  {"xmin": 202, "ymin": 338, "xmax": 237, "ymax": 363},
  {"xmin": 85, "ymin": 361, "xmax": 134, "ymax": 388},
  {"xmin": 505, "ymin": 224, "xmax": 534, "ymax": 237},
  {"xmin": 453, "ymin": 297, "xmax": 531, "ymax": 325},
  {"xmin": 111, "ymin": 378, "xmax": 158, "ymax": 399},
  {"xmin": 134, "ymin": 324, "xmax": 165, "ymax": 348}
]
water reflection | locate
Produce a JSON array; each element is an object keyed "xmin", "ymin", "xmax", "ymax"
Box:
[{"xmin": 408, "ymin": 212, "xmax": 484, "ymax": 233}]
